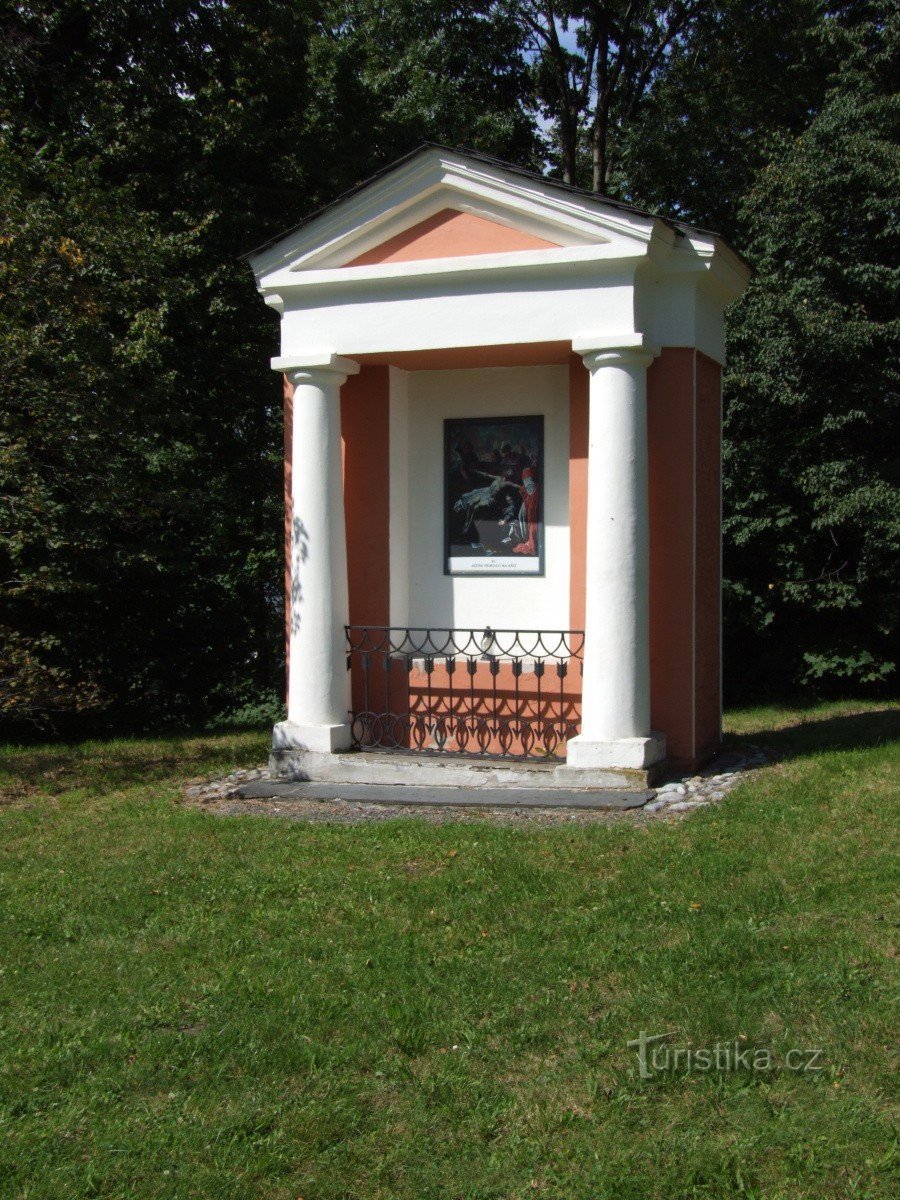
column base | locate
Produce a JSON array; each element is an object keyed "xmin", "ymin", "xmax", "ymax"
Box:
[
  {"xmin": 566, "ymin": 732, "xmax": 666, "ymax": 770},
  {"xmin": 272, "ymin": 720, "xmax": 353, "ymax": 754}
]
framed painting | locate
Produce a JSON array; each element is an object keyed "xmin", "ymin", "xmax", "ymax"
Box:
[{"xmin": 444, "ymin": 414, "xmax": 544, "ymax": 576}]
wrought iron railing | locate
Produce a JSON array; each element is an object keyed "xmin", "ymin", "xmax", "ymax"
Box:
[{"xmin": 345, "ymin": 626, "xmax": 584, "ymax": 760}]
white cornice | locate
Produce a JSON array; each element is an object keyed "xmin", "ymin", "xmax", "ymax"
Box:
[
  {"xmin": 250, "ymin": 148, "xmax": 751, "ymax": 369},
  {"xmin": 259, "ymin": 240, "xmax": 649, "ymax": 296},
  {"xmin": 271, "ymin": 352, "xmax": 360, "ymax": 379},
  {"xmin": 250, "ymin": 148, "xmax": 661, "ymax": 281}
]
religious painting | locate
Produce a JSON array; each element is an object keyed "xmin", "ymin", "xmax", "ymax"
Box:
[{"xmin": 444, "ymin": 415, "xmax": 544, "ymax": 575}]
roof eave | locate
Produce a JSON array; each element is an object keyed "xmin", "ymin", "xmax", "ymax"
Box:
[{"xmin": 241, "ymin": 141, "xmax": 747, "ymax": 274}]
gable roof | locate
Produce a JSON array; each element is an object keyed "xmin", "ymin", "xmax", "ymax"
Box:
[{"xmin": 243, "ymin": 142, "xmax": 744, "ymax": 270}]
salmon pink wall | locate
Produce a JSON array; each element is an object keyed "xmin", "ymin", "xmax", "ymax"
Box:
[
  {"xmin": 694, "ymin": 352, "xmax": 723, "ymax": 759},
  {"xmin": 568, "ymin": 356, "xmax": 589, "ymax": 633},
  {"xmin": 347, "ymin": 208, "xmax": 561, "ymax": 266},
  {"xmin": 569, "ymin": 347, "xmax": 721, "ymax": 767},
  {"xmin": 341, "ymin": 367, "xmax": 391, "ymax": 719},
  {"xmin": 406, "ymin": 658, "xmax": 582, "ymax": 757},
  {"xmin": 648, "ymin": 350, "xmax": 696, "ymax": 765},
  {"xmin": 647, "ymin": 348, "xmax": 722, "ymax": 767},
  {"xmin": 341, "ymin": 366, "xmax": 391, "ymax": 627},
  {"xmin": 357, "ymin": 342, "xmax": 571, "ymax": 371}
]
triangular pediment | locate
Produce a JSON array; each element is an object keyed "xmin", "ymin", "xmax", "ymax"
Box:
[
  {"xmin": 345, "ymin": 208, "xmax": 562, "ymax": 266},
  {"xmin": 249, "ymin": 146, "xmax": 666, "ymax": 279}
]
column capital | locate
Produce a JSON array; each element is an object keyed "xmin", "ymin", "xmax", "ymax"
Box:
[
  {"xmin": 573, "ymin": 333, "xmax": 659, "ymax": 370},
  {"xmin": 271, "ymin": 351, "xmax": 360, "ymax": 385}
]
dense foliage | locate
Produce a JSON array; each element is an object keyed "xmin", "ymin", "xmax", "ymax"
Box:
[
  {"xmin": 722, "ymin": 6, "xmax": 899, "ymax": 694},
  {"xmin": 610, "ymin": 0, "xmax": 898, "ymax": 695},
  {"xmin": 1, "ymin": 0, "xmax": 896, "ymax": 731},
  {"xmin": 0, "ymin": 1, "xmax": 536, "ymax": 732}
]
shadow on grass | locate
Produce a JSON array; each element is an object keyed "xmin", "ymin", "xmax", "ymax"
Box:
[
  {"xmin": 3, "ymin": 710, "xmax": 897, "ymax": 802},
  {"xmin": 0, "ymin": 729, "xmax": 270, "ymax": 799},
  {"xmin": 725, "ymin": 708, "xmax": 900, "ymax": 761}
]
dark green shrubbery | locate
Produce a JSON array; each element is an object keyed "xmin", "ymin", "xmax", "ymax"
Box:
[
  {"xmin": 1, "ymin": 2, "xmax": 896, "ymax": 733},
  {"xmin": 723, "ymin": 9, "xmax": 899, "ymax": 698}
]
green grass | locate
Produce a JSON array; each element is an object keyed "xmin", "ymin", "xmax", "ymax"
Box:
[{"xmin": 1, "ymin": 702, "xmax": 897, "ymax": 1199}]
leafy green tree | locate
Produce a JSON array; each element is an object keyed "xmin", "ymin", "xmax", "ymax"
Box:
[
  {"xmin": 0, "ymin": 0, "xmax": 538, "ymax": 732},
  {"xmin": 2, "ymin": 0, "xmax": 894, "ymax": 728},
  {"xmin": 620, "ymin": 0, "xmax": 830, "ymax": 237},
  {"xmin": 311, "ymin": 1, "xmax": 540, "ymax": 178},
  {"xmin": 518, "ymin": 1, "xmax": 707, "ymax": 192},
  {"xmin": 0, "ymin": 143, "xmax": 281, "ymax": 728},
  {"xmin": 722, "ymin": 1, "xmax": 899, "ymax": 695}
]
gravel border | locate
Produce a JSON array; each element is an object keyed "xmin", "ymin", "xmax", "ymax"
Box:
[{"xmin": 182, "ymin": 744, "xmax": 774, "ymax": 826}]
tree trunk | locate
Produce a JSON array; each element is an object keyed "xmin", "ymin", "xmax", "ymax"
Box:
[
  {"xmin": 593, "ymin": 14, "xmax": 610, "ymax": 193},
  {"xmin": 561, "ymin": 109, "xmax": 578, "ymax": 184}
]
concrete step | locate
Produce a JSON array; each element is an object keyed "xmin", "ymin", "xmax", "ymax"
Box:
[
  {"xmin": 269, "ymin": 748, "xmax": 660, "ymax": 791},
  {"xmin": 235, "ymin": 780, "xmax": 652, "ymax": 810}
]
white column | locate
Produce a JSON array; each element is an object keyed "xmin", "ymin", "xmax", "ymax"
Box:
[
  {"xmin": 566, "ymin": 334, "xmax": 666, "ymax": 771},
  {"xmin": 272, "ymin": 352, "xmax": 359, "ymax": 753}
]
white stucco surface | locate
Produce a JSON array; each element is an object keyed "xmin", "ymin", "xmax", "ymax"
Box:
[
  {"xmin": 277, "ymin": 356, "xmax": 358, "ymax": 751},
  {"xmin": 395, "ymin": 365, "xmax": 570, "ymax": 633},
  {"xmin": 566, "ymin": 337, "xmax": 663, "ymax": 768}
]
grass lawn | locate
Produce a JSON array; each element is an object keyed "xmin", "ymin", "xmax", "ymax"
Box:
[{"xmin": 0, "ymin": 700, "xmax": 897, "ymax": 1199}]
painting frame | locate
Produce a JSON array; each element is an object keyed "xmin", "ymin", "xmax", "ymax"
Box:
[{"xmin": 443, "ymin": 414, "xmax": 545, "ymax": 578}]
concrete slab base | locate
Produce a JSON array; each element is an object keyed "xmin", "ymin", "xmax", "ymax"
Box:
[
  {"xmin": 268, "ymin": 748, "xmax": 664, "ymax": 791},
  {"xmin": 272, "ymin": 720, "xmax": 352, "ymax": 753},
  {"xmin": 237, "ymin": 780, "xmax": 652, "ymax": 810},
  {"xmin": 566, "ymin": 731, "xmax": 667, "ymax": 770}
]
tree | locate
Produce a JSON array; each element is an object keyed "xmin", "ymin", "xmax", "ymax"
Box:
[
  {"xmin": 619, "ymin": 0, "xmax": 831, "ymax": 238},
  {"xmin": 314, "ymin": 1, "xmax": 540, "ymax": 176},
  {"xmin": 518, "ymin": 1, "xmax": 706, "ymax": 193},
  {"xmin": 2, "ymin": 0, "xmax": 895, "ymax": 727},
  {"xmin": 0, "ymin": 0, "xmax": 538, "ymax": 732},
  {"xmin": 0, "ymin": 140, "xmax": 283, "ymax": 729},
  {"xmin": 722, "ymin": 1, "xmax": 900, "ymax": 695}
]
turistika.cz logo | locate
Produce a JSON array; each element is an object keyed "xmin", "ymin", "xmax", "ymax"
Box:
[{"xmin": 627, "ymin": 1030, "xmax": 825, "ymax": 1080}]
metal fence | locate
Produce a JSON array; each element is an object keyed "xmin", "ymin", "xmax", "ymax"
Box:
[{"xmin": 346, "ymin": 626, "xmax": 585, "ymax": 760}]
